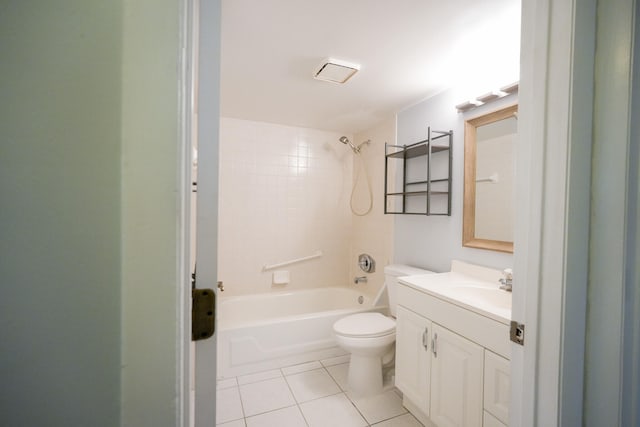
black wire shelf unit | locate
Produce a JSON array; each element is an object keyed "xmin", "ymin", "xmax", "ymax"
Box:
[{"xmin": 384, "ymin": 127, "xmax": 453, "ymax": 215}]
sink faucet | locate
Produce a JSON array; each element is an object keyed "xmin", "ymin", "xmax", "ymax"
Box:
[
  {"xmin": 354, "ymin": 276, "xmax": 367, "ymax": 284},
  {"xmin": 499, "ymin": 268, "xmax": 513, "ymax": 292}
]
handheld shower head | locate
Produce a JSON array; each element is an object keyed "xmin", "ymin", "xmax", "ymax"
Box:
[
  {"xmin": 338, "ymin": 136, "xmax": 371, "ymax": 154},
  {"xmin": 339, "ymin": 136, "xmax": 359, "ymax": 153}
]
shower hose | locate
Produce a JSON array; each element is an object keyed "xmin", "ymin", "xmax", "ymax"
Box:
[{"xmin": 351, "ymin": 153, "xmax": 373, "ymax": 216}]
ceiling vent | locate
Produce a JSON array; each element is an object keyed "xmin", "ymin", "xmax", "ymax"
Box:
[{"xmin": 313, "ymin": 57, "xmax": 360, "ymax": 84}]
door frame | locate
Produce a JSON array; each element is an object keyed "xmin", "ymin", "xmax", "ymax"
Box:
[
  {"xmin": 177, "ymin": 0, "xmax": 640, "ymax": 425},
  {"xmin": 192, "ymin": 0, "xmax": 222, "ymax": 425},
  {"xmin": 177, "ymin": 1, "xmax": 221, "ymax": 426},
  {"xmin": 584, "ymin": 0, "xmax": 637, "ymax": 425},
  {"xmin": 177, "ymin": 0, "xmax": 197, "ymax": 425},
  {"xmin": 512, "ymin": 0, "xmax": 595, "ymax": 425},
  {"xmin": 514, "ymin": 0, "xmax": 639, "ymax": 425}
]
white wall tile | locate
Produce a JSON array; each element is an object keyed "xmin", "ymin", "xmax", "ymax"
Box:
[{"xmin": 219, "ymin": 118, "xmax": 353, "ymax": 296}]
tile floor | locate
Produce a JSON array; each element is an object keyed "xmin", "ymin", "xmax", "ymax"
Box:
[{"xmin": 216, "ymin": 356, "xmax": 425, "ymax": 427}]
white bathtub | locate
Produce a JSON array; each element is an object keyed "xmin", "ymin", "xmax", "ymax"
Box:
[{"xmin": 217, "ymin": 287, "xmax": 385, "ymax": 378}]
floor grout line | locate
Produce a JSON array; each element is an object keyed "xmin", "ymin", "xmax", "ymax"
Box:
[{"xmin": 217, "ymin": 359, "xmax": 422, "ymax": 427}]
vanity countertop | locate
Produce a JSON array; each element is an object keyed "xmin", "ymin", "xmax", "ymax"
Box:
[{"xmin": 399, "ymin": 269, "xmax": 512, "ymax": 325}]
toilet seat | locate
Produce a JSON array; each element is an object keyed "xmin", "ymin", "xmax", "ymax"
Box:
[{"xmin": 333, "ymin": 312, "xmax": 395, "ymax": 338}]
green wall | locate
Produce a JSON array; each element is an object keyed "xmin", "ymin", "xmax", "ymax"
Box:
[
  {"xmin": 0, "ymin": 1, "xmax": 122, "ymax": 425},
  {"xmin": 119, "ymin": 0, "xmax": 184, "ymax": 424}
]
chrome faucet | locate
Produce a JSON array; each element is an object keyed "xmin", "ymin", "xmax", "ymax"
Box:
[
  {"xmin": 499, "ymin": 268, "xmax": 513, "ymax": 292},
  {"xmin": 354, "ymin": 276, "xmax": 367, "ymax": 284}
]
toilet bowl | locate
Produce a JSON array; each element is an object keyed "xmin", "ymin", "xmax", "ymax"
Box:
[
  {"xmin": 333, "ymin": 312, "xmax": 396, "ymax": 395},
  {"xmin": 333, "ymin": 265, "xmax": 433, "ymax": 397}
]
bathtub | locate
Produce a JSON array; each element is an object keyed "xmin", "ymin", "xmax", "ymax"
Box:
[{"xmin": 217, "ymin": 287, "xmax": 385, "ymax": 378}]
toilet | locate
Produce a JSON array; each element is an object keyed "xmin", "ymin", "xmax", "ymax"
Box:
[{"xmin": 333, "ymin": 264, "xmax": 433, "ymax": 396}]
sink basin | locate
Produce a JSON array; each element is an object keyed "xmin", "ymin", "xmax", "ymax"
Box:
[{"xmin": 447, "ymin": 285, "xmax": 512, "ymax": 311}]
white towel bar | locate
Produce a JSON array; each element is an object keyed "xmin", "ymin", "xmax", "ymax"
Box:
[{"xmin": 476, "ymin": 172, "xmax": 499, "ymax": 183}]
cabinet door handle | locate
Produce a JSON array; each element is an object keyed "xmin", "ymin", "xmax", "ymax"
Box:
[
  {"xmin": 422, "ymin": 327, "xmax": 429, "ymax": 350},
  {"xmin": 432, "ymin": 333, "xmax": 438, "ymax": 357}
]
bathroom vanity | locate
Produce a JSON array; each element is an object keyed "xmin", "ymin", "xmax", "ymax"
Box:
[{"xmin": 395, "ymin": 261, "xmax": 511, "ymax": 427}]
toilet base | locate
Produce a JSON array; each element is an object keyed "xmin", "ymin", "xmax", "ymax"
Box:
[{"xmin": 347, "ymin": 353, "xmax": 384, "ymax": 397}]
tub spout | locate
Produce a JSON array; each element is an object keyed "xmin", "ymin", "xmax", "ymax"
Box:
[{"xmin": 354, "ymin": 276, "xmax": 367, "ymax": 284}]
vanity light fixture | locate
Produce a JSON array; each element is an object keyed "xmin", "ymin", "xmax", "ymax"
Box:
[
  {"xmin": 456, "ymin": 82, "xmax": 519, "ymax": 113},
  {"xmin": 500, "ymin": 82, "xmax": 519, "ymax": 94},
  {"xmin": 476, "ymin": 90, "xmax": 507, "ymax": 103},
  {"xmin": 455, "ymin": 99, "xmax": 484, "ymax": 112}
]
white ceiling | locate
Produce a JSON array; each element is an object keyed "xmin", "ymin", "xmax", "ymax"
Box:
[{"xmin": 220, "ymin": 0, "xmax": 521, "ymax": 134}]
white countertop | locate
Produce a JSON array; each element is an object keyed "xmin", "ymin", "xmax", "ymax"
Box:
[{"xmin": 399, "ymin": 270, "xmax": 512, "ymax": 325}]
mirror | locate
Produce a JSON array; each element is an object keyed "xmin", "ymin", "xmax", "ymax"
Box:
[{"xmin": 463, "ymin": 104, "xmax": 517, "ymax": 253}]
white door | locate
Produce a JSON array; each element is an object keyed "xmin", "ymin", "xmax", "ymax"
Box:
[
  {"xmin": 429, "ymin": 324, "xmax": 483, "ymax": 427},
  {"xmin": 395, "ymin": 306, "xmax": 432, "ymax": 415},
  {"xmin": 192, "ymin": 1, "xmax": 221, "ymax": 426}
]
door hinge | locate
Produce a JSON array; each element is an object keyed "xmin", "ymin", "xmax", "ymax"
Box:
[
  {"xmin": 192, "ymin": 288, "xmax": 215, "ymax": 341},
  {"xmin": 510, "ymin": 320, "xmax": 525, "ymax": 345}
]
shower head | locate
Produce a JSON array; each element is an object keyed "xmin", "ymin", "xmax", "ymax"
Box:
[
  {"xmin": 338, "ymin": 136, "xmax": 371, "ymax": 154},
  {"xmin": 339, "ymin": 136, "xmax": 359, "ymax": 153}
]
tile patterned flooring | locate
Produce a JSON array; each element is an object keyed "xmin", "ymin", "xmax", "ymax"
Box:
[{"xmin": 216, "ymin": 356, "xmax": 425, "ymax": 427}]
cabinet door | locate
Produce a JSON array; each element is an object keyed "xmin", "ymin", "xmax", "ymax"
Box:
[
  {"xmin": 395, "ymin": 305, "xmax": 431, "ymax": 415},
  {"xmin": 429, "ymin": 323, "xmax": 483, "ymax": 427},
  {"xmin": 484, "ymin": 350, "xmax": 510, "ymax": 424}
]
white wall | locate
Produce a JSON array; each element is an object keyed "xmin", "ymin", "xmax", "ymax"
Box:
[
  {"xmin": 351, "ymin": 117, "xmax": 396, "ymax": 298},
  {"xmin": 394, "ymin": 89, "xmax": 515, "ymax": 272},
  {"xmin": 119, "ymin": 0, "xmax": 187, "ymax": 425},
  {"xmin": 218, "ymin": 118, "xmax": 353, "ymax": 295}
]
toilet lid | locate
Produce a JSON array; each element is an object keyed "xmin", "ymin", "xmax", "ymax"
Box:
[{"xmin": 333, "ymin": 313, "xmax": 395, "ymax": 338}]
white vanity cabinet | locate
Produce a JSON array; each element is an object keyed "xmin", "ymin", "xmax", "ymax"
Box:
[
  {"xmin": 395, "ymin": 270, "xmax": 512, "ymax": 427},
  {"xmin": 430, "ymin": 323, "xmax": 484, "ymax": 427},
  {"xmin": 395, "ymin": 306, "xmax": 484, "ymax": 427},
  {"xmin": 483, "ymin": 351, "xmax": 510, "ymax": 426},
  {"xmin": 395, "ymin": 306, "xmax": 432, "ymax": 415}
]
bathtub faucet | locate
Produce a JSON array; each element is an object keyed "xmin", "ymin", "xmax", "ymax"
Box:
[{"xmin": 354, "ymin": 276, "xmax": 367, "ymax": 284}]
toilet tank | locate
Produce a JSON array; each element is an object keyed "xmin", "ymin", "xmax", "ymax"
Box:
[{"xmin": 384, "ymin": 264, "xmax": 434, "ymax": 317}]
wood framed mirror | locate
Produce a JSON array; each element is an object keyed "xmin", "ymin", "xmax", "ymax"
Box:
[{"xmin": 463, "ymin": 104, "xmax": 517, "ymax": 253}]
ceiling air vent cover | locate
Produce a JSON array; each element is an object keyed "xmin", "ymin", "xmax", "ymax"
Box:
[{"xmin": 313, "ymin": 57, "xmax": 360, "ymax": 84}]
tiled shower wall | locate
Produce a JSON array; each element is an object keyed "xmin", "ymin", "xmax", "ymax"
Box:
[{"xmin": 218, "ymin": 118, "xmax": 353, "ymax": 296}]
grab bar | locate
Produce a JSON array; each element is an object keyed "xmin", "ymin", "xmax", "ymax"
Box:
[{"xmin": 262, "ymin": 251, "xmax": 323, "ymax": 271}]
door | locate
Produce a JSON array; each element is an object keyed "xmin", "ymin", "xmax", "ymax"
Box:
[
  {"xmin": 429, "ymin": 324, "xmax": 483, "ymax": 427},
  {"xmin": 395, "ymin": 306, "xmax": 432, "ymax": 415}
]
